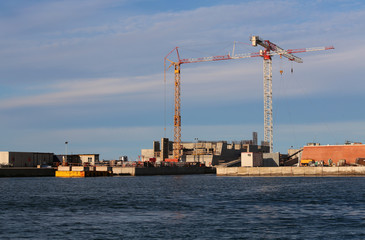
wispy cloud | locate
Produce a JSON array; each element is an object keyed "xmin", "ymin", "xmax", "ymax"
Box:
[{"xmin": 0, "ymin": 74, "xmax": 163, "ymax": 109}]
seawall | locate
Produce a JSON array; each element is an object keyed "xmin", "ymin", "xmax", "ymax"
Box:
[
  {"xmin": 216, "ymin": 166, "xmax": 365, "ymax": 177},
  {"xmin": 113, "ymin": 166, "xmax": 215, "ymax": 176},
  {"xmin": 0, "ymin": 168, "xmax": 56, "ymax": 177}
]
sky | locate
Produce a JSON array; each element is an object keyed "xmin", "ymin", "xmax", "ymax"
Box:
[{"xmin": 0, "ymin": 0, "xmax": 364, "ymax": 160}]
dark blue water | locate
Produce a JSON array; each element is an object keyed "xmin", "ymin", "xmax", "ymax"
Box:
[{"xmin": 0, "ymin": 175, "xmax": 364, "ymax": 239}]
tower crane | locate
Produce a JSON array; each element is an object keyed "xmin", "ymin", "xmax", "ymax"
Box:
[
  {"xmin": 165, "ymin": 38, "xmax": 334, "ymax": 159},
  {"xmin": 164, "ymin": 47, "xmax": 260, "ymax": 160},
  {"xmin": 250, "ymin": 36, "xmax": 334, "ymax": 152}
]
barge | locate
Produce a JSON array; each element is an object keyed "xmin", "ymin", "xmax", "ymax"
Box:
[{"xmin": 55, "ymin": 166, "xmax": 112, "ymax": 178}]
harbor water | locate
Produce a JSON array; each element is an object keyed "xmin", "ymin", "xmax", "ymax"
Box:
[{"xmin": 1, "ymin": 175, "xmax": 365, "ymax": 239}]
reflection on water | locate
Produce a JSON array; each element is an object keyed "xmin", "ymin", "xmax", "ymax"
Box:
[{"xmin": 0, "ymin": 176, "xmax": 365, "ymax": 239}]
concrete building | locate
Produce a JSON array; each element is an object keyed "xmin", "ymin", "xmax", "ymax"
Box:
[
  {"xmin": 141, "ymin": 134, "xmax": 270, "ymax": 166},
  {"xmin": 79, "ymin": 154, "xmax": 99, "ymax": 165},
  {"xmin": 241, "ymin": 152, "xmax": 263, "ymax": 167},
  {"xmin": 301, "ymin": 143, "xmax": 365, "ymax": 165},
  {"xmin": 263, "ymin": 152, "xmax": 280, "ymax": 167},
  {"xmin": 0, "ymin": 152, "xmax": 54, "ymax": 167}
]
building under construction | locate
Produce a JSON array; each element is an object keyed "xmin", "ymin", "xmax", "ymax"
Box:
[{"xmin": 141, "ymin": 132, "xmax": 270, "ymax": 166}]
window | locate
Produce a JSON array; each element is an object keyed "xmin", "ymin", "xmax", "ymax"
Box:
[{"xmin": 88, "ymin": 157, "xmax": 92, "ymax": 163}]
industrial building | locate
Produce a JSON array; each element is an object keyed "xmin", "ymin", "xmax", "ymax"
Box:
[
  {"xmin": 301, "ymin": 143, "xmax": 365, "ymax": 166},
  {"xmin": 0, "ymin": 151, "xmax": 54, "ymax": 167},
  {"xmin": 141, "ymin": 133, "xmax": 270, "ymax": 166}
]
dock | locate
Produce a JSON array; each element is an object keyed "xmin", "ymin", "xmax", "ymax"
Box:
[
  {"xmin": 216, "ymin": 166, "xmax": 365, "ymax": 177},
  {"xmin": 0, "ymin": 167, "xmax": 56, "ymax": 177},
  {"xmin": 54, "ymin": 165, "xmax": 215, "ymax": 177},
  {"xmin": 113, "ymin": 166, "xmax": 215, "ymax": 176}
]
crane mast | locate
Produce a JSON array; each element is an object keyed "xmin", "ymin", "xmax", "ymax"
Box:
[
  {"xmin": 263, "ymin": 57, "xmax": 273, "ymax": 152},
  {"xmin": 173, "ymin": 64, "xmax": 181, "ymax": 160}
]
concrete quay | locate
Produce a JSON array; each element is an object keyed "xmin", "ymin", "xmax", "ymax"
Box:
[
  {"xmin": 113, "ymin": 166, "xmax": 215, "ymax": 176},
  {"xmin": 0, "ymin": 167, "xmax": 56, "ymax": 177},
  {"xmin": 216, "ymin": 166, "xmax": 365, "ymax": 177}
]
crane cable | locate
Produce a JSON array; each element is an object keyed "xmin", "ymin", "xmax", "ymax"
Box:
[
  {"xmin": 164, "ymin": 59, "xmax": 167, "ymax": 138},
  {"xmin": 277, "ymin": 55, "xmax": 298, "ymax": 148}
]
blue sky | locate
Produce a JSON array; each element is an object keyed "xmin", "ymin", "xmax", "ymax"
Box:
[{"xmin": 0, "ymin": 0, "xmax": 364, "ymax": 160}]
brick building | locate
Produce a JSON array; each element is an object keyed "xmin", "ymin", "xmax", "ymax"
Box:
[{"xmin": 301, "ymin": 144, "xmax": 365, "ymax": 165}]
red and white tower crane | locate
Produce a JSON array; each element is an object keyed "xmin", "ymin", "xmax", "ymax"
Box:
[
  {"xmin": 165, "ymin": 37, "xmax": 334, "ymax": 159},
  {"xmin": 250, "ymin": 36, "xmax": 334, "ymax": 152}
]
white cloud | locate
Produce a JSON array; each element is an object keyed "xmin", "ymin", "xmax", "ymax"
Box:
[{"xmin": 0, "ymin": 74, "xmax": 163, "ymax": 109}]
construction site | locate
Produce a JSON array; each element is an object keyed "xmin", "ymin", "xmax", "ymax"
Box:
[
  {"xmin": 141, "ymin": 132, "xmax": 273, "ymax": 167},
  {"xmin": 4, "ymin": 35, "xmax": 365, "ymax": 177},
  {"xmin": 138, "ymin": 35, "xmax": 364, "ymax": 175},
  {"xmin": 139, "ymin": 36, "xmax": 336, "ymax": 166}
]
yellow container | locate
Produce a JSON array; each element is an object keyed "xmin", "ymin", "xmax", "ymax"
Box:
[
  {"xmin": 55, "ymin": 171, "xmax": 85, "ymax": 178},
  {"xmin": 55, "ymin": 170, "xmax": 111, "ymax": 177}
]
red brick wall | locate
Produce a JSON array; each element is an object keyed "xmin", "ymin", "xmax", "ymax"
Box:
[{"xmin": 301, "ymin": 145, "xmax": 365, "ymax": 164}]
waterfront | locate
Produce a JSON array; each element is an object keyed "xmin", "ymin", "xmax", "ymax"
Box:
[{"xmin": 1, "ymin": 175, "xmax": 365, "ymax": 239}]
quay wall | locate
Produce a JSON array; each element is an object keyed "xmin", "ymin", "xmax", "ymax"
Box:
[
  {"xmin": 0, "ymin": 168, "xmax": 55, "ymax": 177},
  {"xmin": 216, "ymin": 166, "xmax": 365, "ymax": 177},
  {"xmin": 113, "ymin": 167, "xmax": 215, "ymax": 176}
]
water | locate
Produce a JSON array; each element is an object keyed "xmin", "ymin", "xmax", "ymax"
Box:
[{"xmin": 1, "ymin": 175, "xmax": 365, "ymax": 239}]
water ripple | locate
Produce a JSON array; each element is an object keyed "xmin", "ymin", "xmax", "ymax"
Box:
[{"xmin": 0, "ymin": 176, "xmax": 364, "ymax": 239}]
